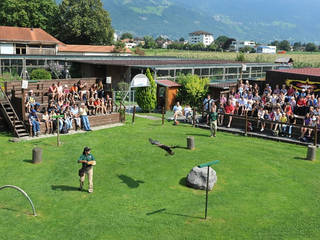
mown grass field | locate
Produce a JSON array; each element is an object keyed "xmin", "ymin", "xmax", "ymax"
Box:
[
  {"xmin": 143, "ymin": 49, "xmax": 320, "ymax": 67},
  {"xmin": 1, "ymin": 117, "xmax": 320, "ymax": 239}
]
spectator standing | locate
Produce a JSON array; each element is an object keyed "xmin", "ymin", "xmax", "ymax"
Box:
[
  {"xmin": 80, "ymin": 103, "xmax": 92, "ymax": 131},
  {"xmin": 209, "ymin": 103, "xmax": 218, "ymax": 137}
]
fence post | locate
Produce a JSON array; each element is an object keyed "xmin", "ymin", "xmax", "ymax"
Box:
[
  {"xmin": 193, "ymin": 107, "xmax": 196, "ymax": 127},
  {"xmin": 162, "ymin": 107, "xmax": 165, "ymax": 125},
  {"xmin": 314, "ymin": 125, "xmax": 318, "ymax": 147},
  {"xmin": 245, "ymin": 112, "xmax": 248, "ymax": 136},
  {"xmin": 132, "ymin": 105, "xmax": 136, "ymax": 124}
]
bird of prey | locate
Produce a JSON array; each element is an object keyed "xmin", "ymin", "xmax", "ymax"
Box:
[{"xmin": 149, "ymin": 138, "xmax": 175, "ymax": 155}]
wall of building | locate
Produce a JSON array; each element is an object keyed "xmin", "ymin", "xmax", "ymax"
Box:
[
  {"xmin": 266, "ymin": 71, "xmax": 320, "ymax": 92},
  {"xmin": 0, "ymin": 43, "xmax": 14, "ymax": 54}
]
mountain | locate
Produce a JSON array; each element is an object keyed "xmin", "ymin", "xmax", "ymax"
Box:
[{"xmin": 67, "ymin": 0, "xmax": 320, "ymax": 43}]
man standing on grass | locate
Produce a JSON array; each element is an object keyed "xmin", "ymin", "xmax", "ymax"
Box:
[
  {"xmin": 78, "ymin": 147, "xmax": 96, "ymax": 193},
  {"xmin": 209, "ymin": 103, "xmax": 218, "ymax": 138}
]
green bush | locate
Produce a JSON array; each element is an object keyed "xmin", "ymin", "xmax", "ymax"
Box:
[
  {"xmin": 176, "ymin": 74, "xmax": 209, "ymax": 107},
  {"xmin": 235, "ymin": 53, "xmax": 246, "ymax": 62},
  {"xmin": 136, "ymin": 68, "xmax": 156, "ymax": 112},
  {"xmin": 30, "ymin": 68, "xmax": 52, "ymax": 80}
]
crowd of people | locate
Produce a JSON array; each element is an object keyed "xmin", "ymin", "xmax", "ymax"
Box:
[
  {"xmin": 25, "ymin": 80, "xmax": 114, "ymax": 136},
  {"xmin": 202, "ymin": 80, "xmax": 320, "ymax": 141}
]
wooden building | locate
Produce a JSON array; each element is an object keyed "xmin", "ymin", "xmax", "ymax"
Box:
[
  {"xmin": 156, "ymin": 80, "xmax": 181, "ymax": 111},
  {"xmin": 266, "ymin": 68, "xmax": 320, "ymax": 92}
]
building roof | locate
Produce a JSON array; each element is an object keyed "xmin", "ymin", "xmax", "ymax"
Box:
[
  {"xmin": 156, "ymin": 80, "xmax": 181, "ymax": 88},
  {"xmin": 0, "ymin": 26, "xmax": 61, "ymax": 44},
  {"xmin": 58, "ymin": 44, "xmax": 132, "ymax": 53},
  {"xmin": 270, "ymin": 68, "xmax": 320, "ymax": 77},
  {"xmin": 209, "ymin": 81, "xmax": 237, "ymax": 89},
  {"xmin": 74, "ymin": 59, "xmax": 246, "ymax": 67},
  {"xmin": 189, "ymin": 31, "xmax": 213, "ymax": 36}
]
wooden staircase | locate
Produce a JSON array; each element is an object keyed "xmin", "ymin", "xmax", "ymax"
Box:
[{"xmin": 0, "ymin": 89, "xmax": 29, "ymax": 138}]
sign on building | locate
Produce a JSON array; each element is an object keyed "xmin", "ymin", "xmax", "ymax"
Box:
[
  {"xmin": 106, "ymin": 77, "xmax": 112, "ymax": 84},
  {"xmin": 130, "ymin": 74, "xmax": 150, "ymax": 88}
]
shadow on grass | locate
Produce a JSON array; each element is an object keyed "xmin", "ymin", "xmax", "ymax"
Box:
[
  {"xmin": 118, "ymin": 175, "xmax": 144, "ymax": 188},
  {"xmin": 146, "ymin": 208, "xmax": 166, "ymax": 215},
  {"xmin": 51, "ymin": 185, "xmax": 79, "ymax": 191},
  {"xmin": 294, "ymin": 156, "xmax": 307, "ymax": 160},
  {"xmin": 23, "ymin": 159, "xmax": 33, "ymax": 164},
  {"xmin": 0, "ymin": 207, "xmax": 18, "ymax": 213},
  {"xmin": 172, "ymin": 145, "xmax": 188, "ymax": 150},
  {"xmin": 146, "ymin": 208, "xmax": 203, "ymax": 219},
  {"xmin": 179, "ymin": 177, "xmax": 187, "ymax": 187}
]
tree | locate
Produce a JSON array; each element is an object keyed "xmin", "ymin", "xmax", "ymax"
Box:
[
  {"xmin": 223, "ymin": 38, "xmax": 236, "ymax": 50},
  {"xmin": 136, "ymin": 69, "xmax": 157, "ymax": 112},
  {"xmin": 143, "ymin": 36, "xmax": 157, "ymax": 49},
  {"xmin": 179, "ymin": 37, "xmax": 185, "ymax": 42},
  {"xmin": 293, "ymin": 42, "xmax": 302, "ymax": 51},
  {"xmin": 239, "ymin": 46, "xmax": 253, "ymax": 53},
  {"xmin": 0, "ymin": 0, "xmax": 58, "ymax": 33},
  {"xmin": 207, "ymin": 43, "xmax": 218, "ymax": 51},
  {"xmin": 305, "ymin": 42, "xmax": 318, "ymax": 52},
  {"xmin": 279, "ymin": 40, "xmax": 291, "ymax": 51},
  {"xmin": 120, "ymin": 32, "xmax": 133, "ymax": 40},
  {"xmin": 30, "ymin": 69, "xmax": 52, "ymax": 80},
  {"xmin": 215, "ymin": 36, "xmax": 235, "ymax": 50},
  {"xmin": 56, "ymin": 0, "xmax": 114, "ymax": 45},
  {"xmin": 215, "ymin": 35, "xmax": 229, "ymax": 50},
  {"xmin": 176, "ymin": 74, "xmax": 209, "ymax": 107},
  {"xmin": 113, "ymin": 40, "xmax": 126, "ymax": 52}
]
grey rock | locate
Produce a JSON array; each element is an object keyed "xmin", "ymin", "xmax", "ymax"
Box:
[{"xmin": 186, "ymin": 166, "xmax": 217, "ymax": 191}]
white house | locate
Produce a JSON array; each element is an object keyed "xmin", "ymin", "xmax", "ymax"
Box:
[
  {"xmin": 256, "ymin": 46, "xmax": 277, "ymax": 54},
  {"xmin": 188, "ymin": 31, "xmax": 214, "ymax": 46},
  {"xmin": 230, "ymin": 40, "xmax": 256, "ymax": 52}
]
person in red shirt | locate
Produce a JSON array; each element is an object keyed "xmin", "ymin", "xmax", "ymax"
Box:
[
  {"xmin": 296, "ymin": 96, "xmax": 307, "ymax": 116},
  {"xmin": 224, "ymin": 100, "xmax": 235, "ymax": 128},
  {"xmin": 94, "ymin": 98, "xmax": 101, "ymax": 115},
  {"xmin": 287, "ymin": 84, "xmax": 295, "ymax": 97}
]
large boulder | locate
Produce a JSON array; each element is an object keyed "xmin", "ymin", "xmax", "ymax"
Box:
[{"xmin": 186, "ymin": 166, "xmax": 217, "ymax": 190}]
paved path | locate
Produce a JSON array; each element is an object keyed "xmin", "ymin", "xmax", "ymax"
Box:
[
  {"xmin": 134, "ymin": 114, "xmax": 162, "ymax": 121},
  {"xmin": 10, "ymin": 123, "xmax": 124, "ymax": 142},
  {"xmin": 196, "ymin": 123, "xmax": 319, "ymax": 147}
]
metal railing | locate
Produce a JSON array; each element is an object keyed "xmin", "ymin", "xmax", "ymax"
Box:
[{"xmin": 0, "ymin": 185, "xmax": 37, "ymax": 216}]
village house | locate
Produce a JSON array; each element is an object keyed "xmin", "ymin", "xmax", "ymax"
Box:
[
  {"xmin": 188, "ymin": 31, "xmax": 214, "ymax": 46},
  {"xmin": 0, "ymin": 26, "xmax": 131, "ymax": 56}
]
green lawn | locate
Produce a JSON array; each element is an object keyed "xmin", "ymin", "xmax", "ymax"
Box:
[{"xmin": 1, "ymin": 118, "xmax": 320, "ymax": 239}]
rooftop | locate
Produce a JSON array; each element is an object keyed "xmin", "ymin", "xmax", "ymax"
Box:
[
  {"xmin": 0, "ymin": 26, "xmax": 61, "ymax": 44},
  {"xmin": 58, "ymin": 44, "xmax": 131, "ymax": 54},
  {"xmin": 156, "ymin": 80, "xmax": 181, "ymax": 88},
  {"xmin": 189, "ymin": 31, "xmax": 213, "ymax": 36},
  {"xmin": 270, "ymin": 68, "xmax": 320, "ymax": 77}
]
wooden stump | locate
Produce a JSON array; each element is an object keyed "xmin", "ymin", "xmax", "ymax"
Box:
[
  {"xmin": 32, "ymin": 148, "xmax": 42, "ymax": 164},
  {"xmin": 187, "ymin": 136, "xmax": 195, "ymax": 150},
  {"xmin": 307, "ymin": 145, "xmax": 316, "ymax": 161}
]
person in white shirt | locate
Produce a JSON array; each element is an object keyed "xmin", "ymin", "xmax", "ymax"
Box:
[{"xmin": 173, "ymin": 101, "xmax": 183, "ymax": 124}]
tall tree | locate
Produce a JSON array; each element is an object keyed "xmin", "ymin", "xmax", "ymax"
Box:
[
  {"xmin": 143, "ymin": 36, "xmax": 156, "ymax": 49},
  {"xmin": 56, "ymin": 0, "xmax": 114, "ymax": 45},
  {"xmin": 120, "ymin": 32, "xmax": 133, "ymax": 40},
  {"xmin": 279, "ymin": 40, "xmax": 291, "ymax": 51},
  {"xmin": 136, "ymin": 68, "xmax": 157, "ymax": 112},
  {"xmin": 0, "ymin": 0, "xmax": 58, "ymax": 33},
  {"xmin": 305, "ymin": 42, "xmax": 318, "ymax": 52}
]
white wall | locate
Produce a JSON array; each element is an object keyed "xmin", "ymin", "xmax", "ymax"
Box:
[{"xmin": 0, "ymin": 43, "xmax": 14, "ymax": 54}]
